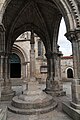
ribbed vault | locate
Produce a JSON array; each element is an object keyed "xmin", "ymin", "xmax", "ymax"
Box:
[
  {"xmin": 2, "ymin": 0, "xmax": 80, "ymax": 53},
  {"xmin": 2, "ymin": 0, "xmax": 62, "ymax": 52}
]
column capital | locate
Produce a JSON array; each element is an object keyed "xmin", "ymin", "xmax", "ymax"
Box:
[
  {"xmin": 65, "ymin": 31, "xmax": 76, "ymax": 42},
  {"xmin": 75, "ymin": 28, "xmax": 80, "ymax": 41},
  {"xmin": 58, "ymin": 51, "xmax": 63, "ymax": 57},
  {"xmin": 45, "ymin": 51, "xmax": 58, "ymax": 59}
]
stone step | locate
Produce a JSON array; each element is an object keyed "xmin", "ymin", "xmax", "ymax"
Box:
[
  {"xmin": 11, "ymin": 95, "xmax": 53, "ymax": 109},
  {"xmin": 1, "ymin": 92, "xmax": 15, "ymax": 101},
  {"xmin": 8, "ymin": 101, "xmax": 57, "ymax": 115}
]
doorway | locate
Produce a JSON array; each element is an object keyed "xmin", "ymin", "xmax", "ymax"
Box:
[
  {"xmin": 67, "ymin": 68, "xmax": 73, "ymax": 78},
  {"xmin": 9, "ymin": 53, "xmax": 21, "ymax": 78}
]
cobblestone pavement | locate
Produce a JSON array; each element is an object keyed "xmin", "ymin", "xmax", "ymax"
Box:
[{"xmin": 0, "ymin": 82, "xmax": 73, "ymax": 120}]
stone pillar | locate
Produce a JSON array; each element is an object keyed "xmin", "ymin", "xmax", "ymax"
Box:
[
  {"xmin": 53, "ymin": 52, "xmax": 58, "ymax": 81},
  {"xmin": 45, "ymin": 51, "xmax": 54, "ymax": 91},
  {"xmin": 75, "ymin": 29, "xmax": 80, "ymax": 79},
  {"xmin": 27, "ymin": 62, "xmax": 30, "ymax": 81},
  {"xmin": 44, "ymin": 50, "xmax": 65, "ymax": 96},
  {"xmin": 1, "ymin": 54, "xmax": 14, "ymax": 101},
  {"xmin": 57, "ymin": 51, "xmax": 62, "ymax": 80},
  {"xmin": 65, "ymin": 31, "xmax": 80, "ymax": 108},
  {"xmin": 30, "ymin": 30, "xmax": 36, "ymax": 81},
  {"xmin": 0, "ymin": 24, "xmax": 5, "ymax": 81},
  {"xmin": 22, "ymin": 62, "xmax": 28, "ymax": 91},
  {"xmin": 0, "ymin": 55, "xmax": 4, "ymax": 81},
  {"xmin": 56, "ymin": 45, "xmax": 62, "ymax": 80}
]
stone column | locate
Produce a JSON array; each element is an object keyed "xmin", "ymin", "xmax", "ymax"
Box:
[
  {"xmin": 45, "ymin": 51, "xmax": 54, "ymax": 91},
  {"xmin": 57, "ymin": 51, "xmax": 62, "ymax": 80},
  {"xmin": 53, "ymin": 52, "xmax": 58, "ymax": 81},
  {"xmin": 57, "ymin": 51, "xmax": 63, "ymax": 90},
  {"xmin": 27, "ymin": 62, "xmax": 30, "ymax": 81},
  {"xmin": 56, "ymin": 45, "xmax": 62, "ymax": 80},
  {"xmin": 65, "ymin": 31, "xmax": 80, "ymax": 108},
  {"xmin": 30, "ymin": 30, "xmax": 36, "ymax": 82},
  {"xmin": 0, "ymin": 55, "xmax": 4, "ymax": 81},
  {"xmin": 0, "ymin": 24, "xmax": 5, "ymax": 82},
  {"xmin": 45, "ymin": 51, "xmax": 65, "ymax": 96},
  {"xmin": 22, "ymin": 62, "xmax": 28, "ymax": 91},
  {"xmin": 1, "ymin": 54, "xmax": 14, "ymax": 101},
  {"xmin": 75, "ymin": 29, "xmax": 80, "ymax": 79}
]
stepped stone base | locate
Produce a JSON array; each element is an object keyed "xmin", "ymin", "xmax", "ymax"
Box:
[
  {"xmin": 71, "ymin": 101, "xmax": 80, "ymax": 110},
  {"xmin": 8, "ymin": 81, "xmax": 58, "ymax": 114},
  {"xmin": 62, "ymin": 102, "xmax": 80, "ymax": 120},
  {"xmin": 8, "ymin": 100, "xmax": 57, "ymax": 115},
  {"xmin": 1, "ymin": 91, "xmax": 15, "ymax": 101},
  {"xmin": 44, "ymin": 89, "xmax": 66, "ymax": 96}
]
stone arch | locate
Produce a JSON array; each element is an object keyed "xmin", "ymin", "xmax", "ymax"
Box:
[
  {"xmin": 53, "ymin": 0, "xmax": 80, "ymax": 31},
  {"xmin": 12, "ymin": 44, "xmax": 28, "ymax": 63}
]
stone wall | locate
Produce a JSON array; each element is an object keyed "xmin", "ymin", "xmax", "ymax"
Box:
[{"xmin": 61, "ymin": 56, "xmax": 73, "ymax": 80}]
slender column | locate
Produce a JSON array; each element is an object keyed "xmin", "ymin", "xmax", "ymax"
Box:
[
  {"xmin": 56, "ymin": 51, "xmax": 62, "ymax": 81},
  {"xmin": 0, "ymin": 24, "xmax": 5, "ymax": 81},
  {"xmin": 53, "ymin": 53, "xmax": 58, "ymax": 80},
  {"xmin": 2, "ymin": 54, "xmax": 11, "ymax": 92},
  {"xmin": 56, "ymin": 45, "xmax": 63, "ymax": 81},
  {"xmin": 1, "ymin": 53, "xmax": 14, "ymax": 101},
  {"xmin": 75, "ymin": 29, "xmax": 80, "ymax": 79},
  {"xmin": 0, "ymin": 55, "xmax": 4, "ymax": 80},
  {"xmin": 27, "ymin": 62, "xmax": 30, "ymax": 81},
  {"xmin": 59, "ymin": 52, "xmax": 63, "ymax": 80},
  {"xmin": 30, "ymin": 30, "xmax": 36, "ymax": 81}
]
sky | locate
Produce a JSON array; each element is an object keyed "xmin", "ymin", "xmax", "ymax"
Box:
[{"xmin": 58, "ymin": 18, "xmax": 72, "ymax": 56}]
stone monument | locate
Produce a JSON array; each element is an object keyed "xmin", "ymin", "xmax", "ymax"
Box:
[{"xmin": 8, "ymin": 30, "xmax": 57, "ymax": 115}]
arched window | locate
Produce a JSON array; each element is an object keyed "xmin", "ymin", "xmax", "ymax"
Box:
[
  {"xmin": 67, "ymin": 68, "xmax": 73, "ymax": 78},
  {"xmin": 38, "ymin": 41, "xmax": 42, "ymax": 56},
  {"xmin": 9, "ymin": 53, "xmax": 21, "ymax": 78}
]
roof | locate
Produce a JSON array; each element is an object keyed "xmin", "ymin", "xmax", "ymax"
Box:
[{"xmin": 61, "ymin": 56, "xmax": 73, "ymax": 59}]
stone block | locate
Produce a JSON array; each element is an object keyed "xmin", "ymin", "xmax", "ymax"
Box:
[{"xmin": 62, "ymin": 102, "xmax": 80, "ymax": 120}]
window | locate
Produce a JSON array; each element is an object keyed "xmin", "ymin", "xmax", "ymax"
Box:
[{"xmin": 38, "ymin": 41, "xmax": 42, "ymax": 56}]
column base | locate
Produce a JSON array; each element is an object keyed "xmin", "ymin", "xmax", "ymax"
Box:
[
  {"xmin": 70, "ymin": 101, "xmax": 80, "ymax": 110},
  {"xmin": 45, "ymin": 80, "xmax": 66, "ymax": 96},
  {"xmin": 62, "ymin": 102, "xmax": 80, "ymax": 120},
  {"xmin": 8, "ymin": 81, "xmax": 57, "ymax": 115},
  {"xmin": 44, "ymin": 89, "xmax": 66, "ymax": 96},
  {"xmin": 1, "ymin": 89, "xmax": 15, "ymax": 101}
]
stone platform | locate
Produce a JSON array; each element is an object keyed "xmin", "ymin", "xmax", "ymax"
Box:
[
  {"xmin": 44, "ymin": 89, "xmax": 66, "ymax": 96},
  {"xmin": 8, "ymin": 81, "xmax": 57, "ymax": 115}
]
